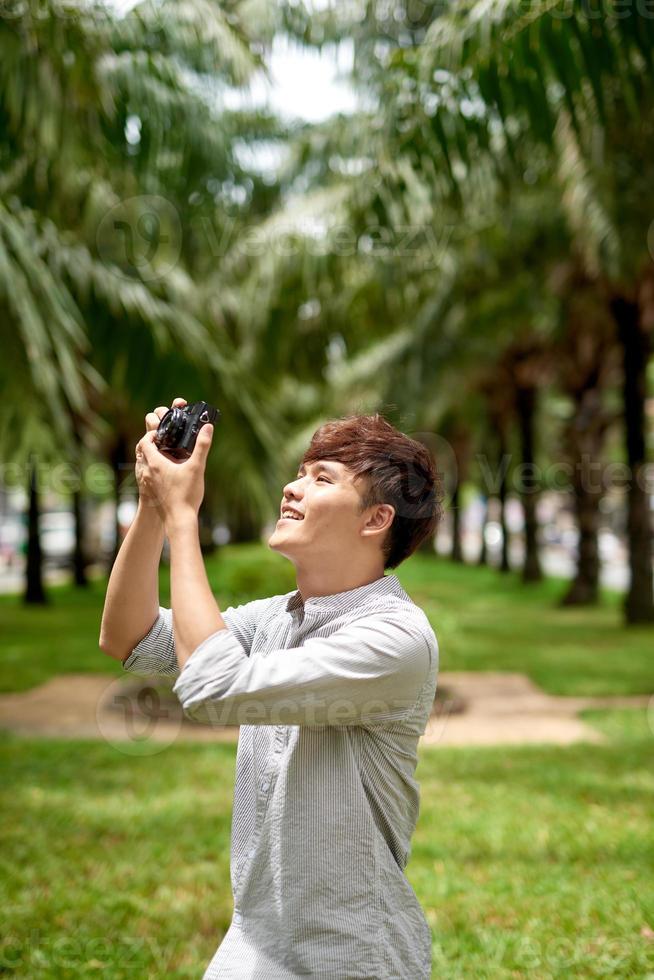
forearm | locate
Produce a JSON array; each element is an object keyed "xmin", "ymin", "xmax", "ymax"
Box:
[
  {"xmin": 167, "ymin": 510, "xmax": 226, "ymax": 668},
  {"xmin": 99, "ymin": 501, "xmax": 166, "ymax": 661}
]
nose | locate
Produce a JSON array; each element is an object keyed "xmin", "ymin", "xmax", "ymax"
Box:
[{"xmin": 282, "ymin": 474, "xmax": 304, "ymax": 501}]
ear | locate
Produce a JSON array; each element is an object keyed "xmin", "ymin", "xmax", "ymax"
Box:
[{"xmin": 360, "ymin": 503, "xmax": 395, "ymax": 538}]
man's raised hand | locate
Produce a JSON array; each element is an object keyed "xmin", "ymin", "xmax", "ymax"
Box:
[
  {"xmin": 144, "ymin": 396, "xmax": 187, "ymax": 434},
  {"xmin": 136, "ymin": 397, "xmax": 187, "ymax": 512},
  {"xmin": 135, "ymin": 396, "xmax": 214, "ymax": 525}
]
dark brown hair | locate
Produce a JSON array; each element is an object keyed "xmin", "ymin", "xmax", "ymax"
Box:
[{"xmin": 301, "ymin": 413, "xmax": 444, "ymax": 569}]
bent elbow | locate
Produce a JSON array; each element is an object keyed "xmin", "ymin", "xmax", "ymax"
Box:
[{"xmin": 98, "ymin": 633, "xmax": 129, "ymax": 663}]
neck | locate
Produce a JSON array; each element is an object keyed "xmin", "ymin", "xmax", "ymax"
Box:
[{"xmin": 293, "ymin": 557, "xmax": 386, "ymax": 602}]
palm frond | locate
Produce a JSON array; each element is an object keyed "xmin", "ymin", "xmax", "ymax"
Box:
[
  {"xmin": 111, "ymin": 0, "xmax": 262, "ymax": 84},
  {"xmin": 0, "ymin": 202, "xmax": 104, "ymax": 443},
  {"xmin": 554, "ymin": 111, "xmax": 620, "ymax": 278}
]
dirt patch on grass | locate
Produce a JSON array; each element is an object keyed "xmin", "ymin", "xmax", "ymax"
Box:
[{"xmin": 0, "ymin": 671, "xmax": 648, "ymax": 747}]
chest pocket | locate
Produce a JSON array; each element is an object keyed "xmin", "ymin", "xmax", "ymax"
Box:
[
  {"xmin": 251, "ymin": 617, "xmax": 301, "ymax": 658},
  {"xmin": 250, "ymin": 628, "xmax": 269, "ymax": 657}
]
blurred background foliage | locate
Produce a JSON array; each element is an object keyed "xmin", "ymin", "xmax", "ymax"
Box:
[{"xmin": 0, "ymin": 0, "xmax": 653, "ymax": 626}]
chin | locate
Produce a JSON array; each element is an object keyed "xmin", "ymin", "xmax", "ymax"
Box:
[
  {"xmin": 267, "ymin": 531, "xmax": 285, "ymax": 553},
  {"xmin": 268, "ymin": 533, "xmax": 294, "ymax": 561}
]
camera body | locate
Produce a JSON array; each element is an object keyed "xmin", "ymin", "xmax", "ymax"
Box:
[{"xmin": 154, "ymin": 401, "xmax": 220, "ymax": 459}]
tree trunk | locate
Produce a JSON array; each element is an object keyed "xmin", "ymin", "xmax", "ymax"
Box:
[
  {"xmin": 477, "ymin": 495, "xmax": 489, "ymax": 566},
  {"xmin": 110, "ymin": 432, "xmax": 130, "ymax": 568},
  {"xmin": 561, "ymin": 388, "xmax": 605, "ymax": 606},
  {"xmin": 24, "ymin": 455, "xmax": 47, "ymax": 605},
  {"xmin": 562, "ymin": 482, "xmax": 600, "ymax": 605},
  {"xmin": 450, "ymin": 482, "xmax": 463, "ymax": 562},
  {"xmin": 199, "ymin": 500, "xmax": 217, "ymax": 556},
  {"xmin": 612, "ymin": 296, "xmax": 654, "ymax": 623},
  {"xmin": 497, "ymin": 440, "xmax": 511, "ymax": 573},
  {"xmin": 449, "ymin": 425, "xmax": 471, "ymax": 563},
  {"xmin": 70, "ymin": 420, "xmax": 89, "ymax": 586},
  {"xmin": 515, "ymin": 384, "xmax": 543, "ymax": 583},
  {"xmin": 72, "ymin": 488, "xmax": 89, "ymax": 587},
  {"xmin": 418, "ymin": 529, "xmax": 435, "ymax": 556},
  {"xmin": 228, "ymin": 507, "xmax": 261, "ymax": 544}
]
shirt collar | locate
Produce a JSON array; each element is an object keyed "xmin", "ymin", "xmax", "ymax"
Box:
[{"xmin": 284, "ymin": 573, "xmax": 404, "ymax": 614}]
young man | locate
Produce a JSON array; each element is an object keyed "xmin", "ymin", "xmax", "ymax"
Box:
[{"xmin": 99, "ymin": 398, "xmax": 443, "ymax": 980}]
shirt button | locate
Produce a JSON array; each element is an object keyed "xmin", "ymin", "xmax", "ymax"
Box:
[
  {"xmin": 233, "ymin": 910, "xmax": 242, "ymax": 925},
  {"xmin": 261, "ymin": 781, "xmax": 270, "ymax": 792},
  {"xmin": 248, "ymin": 847, "xmax": 256, "ymax": 859}
]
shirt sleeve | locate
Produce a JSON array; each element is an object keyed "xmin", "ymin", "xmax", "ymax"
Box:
[
  {"xmin": 121, "ymin": 597, "xmax": 271, "ymax": 677},
  {"xmin": 121, "ymin": 606, "xmax": 177, "ymax": 677},
  {"xmin": 171, "ymin": 613, "xmax": 435, "ymax": 727}
]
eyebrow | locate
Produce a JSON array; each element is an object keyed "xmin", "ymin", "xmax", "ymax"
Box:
[{"xmin": 297, "ymin": 461, "xmax": 341, "ymax": 480}]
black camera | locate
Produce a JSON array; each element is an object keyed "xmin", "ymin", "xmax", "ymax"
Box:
[{"xmin": 154, "ymin": 401, "xmax": 220, "ymax": 459}]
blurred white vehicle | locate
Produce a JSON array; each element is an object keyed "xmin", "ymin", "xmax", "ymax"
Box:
[
  {"xmin": 0, "ymin": 514, "xmax": 25, "ymax": 566},
  {"xmin": 41, "ymin": 511, "xmax": 75, "ymax": 568}
]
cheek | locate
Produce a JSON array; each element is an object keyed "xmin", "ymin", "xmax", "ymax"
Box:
[{"xmin": 312, "ymin": 496, "xmax": 360, "ymax": 529}]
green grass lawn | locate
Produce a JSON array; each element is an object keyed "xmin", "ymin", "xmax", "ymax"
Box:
[
  {"xmin": 1, "ymin": 710, "xmax": 652, "ymax": 979},
  {"xmin": 1, "ymin": 545, "xmax": 652, "ymax": 696},
  {"xmin": 1, "ymin": 547, "xmax": 652, "ymax": 977}
]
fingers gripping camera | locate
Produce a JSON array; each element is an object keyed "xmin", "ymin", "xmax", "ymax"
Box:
[{"xmin": 154, "ymin": 401, "xmax": 220, "ymax": 460}]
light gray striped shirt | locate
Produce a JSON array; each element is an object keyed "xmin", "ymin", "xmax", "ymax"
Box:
[{"xmin": 122, "ymin": 573, "xmax": 438, "ymax": 979}]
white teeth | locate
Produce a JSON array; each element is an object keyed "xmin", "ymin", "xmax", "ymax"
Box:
[{"xmin": 282, "ymin": 510, "xmax": 303, "ymax": 520}]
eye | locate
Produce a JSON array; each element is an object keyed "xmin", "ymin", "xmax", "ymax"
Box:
[{"xmin": 317, "ymin": 475, "xmax": 331, "ymax": 483}]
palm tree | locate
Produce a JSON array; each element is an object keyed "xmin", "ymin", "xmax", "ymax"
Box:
[
  {"xmin": 506, "ymin": 339, "xmax": 552, "ymax": 584},
  {"xmin": 551, "ymin": 265, "xmax": 622, "ymax": 605},
  {"xmin": 412, "ymin": 0, "xmax": 654, "ymax": 620},
  {"xmin": 0, "ymin": 0, "xmax": 286, "ymax": 594},
  {"xmin": 301, "ymin": 0, "xmax": 654, "ymax": 620}
]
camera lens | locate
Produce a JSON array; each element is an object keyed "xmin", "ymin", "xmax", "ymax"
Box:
[{"xmin": 155, "ymin": 407, "xmax": 186, "ymax": 448}]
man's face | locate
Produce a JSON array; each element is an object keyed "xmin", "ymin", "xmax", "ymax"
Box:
[{"xmin": 267, "ymin": 459, "xmax": 369, "ymax": 561}]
